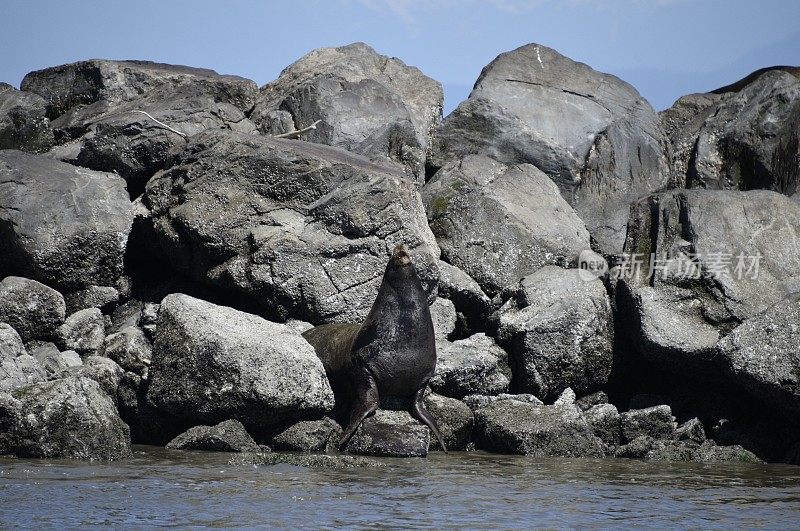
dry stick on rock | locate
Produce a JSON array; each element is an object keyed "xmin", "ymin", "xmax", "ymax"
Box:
[
  {"xmin": 132, "ymin": 111, "xmax": 321, "ymax": 141},
  {"xmin": 132, "ymin": 110, "xmax": 188, "ymax": 138},
  {"xmin": 274, "ymin": 120, "xmax": 322, "ymax": 139}
]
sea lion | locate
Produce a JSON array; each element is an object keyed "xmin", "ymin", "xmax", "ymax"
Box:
[{"xmin": 302, "ymin": 244, "xmax": 447, "ymax": 451}]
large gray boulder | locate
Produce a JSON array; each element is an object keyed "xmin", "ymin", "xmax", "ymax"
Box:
[
  {"xmin": 423, "ymin": 155, "xmax": 589, "ymax": 295},
  {"xmin": 0, "ymin": 276, "xmax": 66, "ymax": 342},
  {"xmin": 0, "ymin": 151, "xmax": 133, "ymax": 291},
  {"xmin": 493, "ymin": 267, "xmax": 613, "ymax": 401},
  {"xmin": 0, "ymin": 85, "xmax": 53, "ymax": 153},
  {"xmin": 21, "ymin": 59, "xmax": 257, "ymax": 118},
  {"xmin": 102, "ymin": 325, "xmax": 152, "ymax": 375},
  {"xmin": 717, "ymin": 293, "xmax": 800, "ymax": 414},
  {"xmin": 424, "ymin": 392, "xmax": 474, "ymax": 451},
  {"xmin": 617, "ymin": 189, "xmax": 800, "ymax": 373},
  {"xmin": 620, "ymin": 405, "xmax": 676, "ymax": 442},
  {"xmin": 665, "ymin": 68, "xmax": 800, "ymax": 194},
  {"xmin": 50, "ymin": 86, "xmax": 257, "ymax": 196},
  {"xmin": 142, "ymin": 130, "xmax": 439, "ymax": 323},
  {"xmin": 165, "ymin": 419, "xmax": 260, "ymax": 452},
  {"xmin": 251, "ymin": 42, "xmax": 443, "ymax": 181},
  {"xmin": 270, "ymin": 418, "xmax": 341, "ymax": 452},
  {"xmin": 0, "ymin": 376, "xmax": 131, "ymax": 460},
  {"xmin": 473, "ymin": 399, "xmax": 604, "ymax": 457},
  {"xmin": 147, "ymin": 294, "xmax": 334, "ymax": 427},
  {"xmin": 345, "ymin": 409, "xmax": 430, "ymax": 458},
  {"xmin": 431, "ymin": 333, "xmax": 511, "ymax": 398},
  {"xmin": 432, "ymin": 43, "xmax": 671, "ymax": 253}
]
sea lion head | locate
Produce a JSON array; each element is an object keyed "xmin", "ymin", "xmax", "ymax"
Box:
[{"xmin": 384, "ymin": 244, "xmax": 420, "ymax": 290}]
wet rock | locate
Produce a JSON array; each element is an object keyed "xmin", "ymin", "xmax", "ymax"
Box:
[
  {"xmin": 676, "ymin": 417, "xmax": 706, "ymax": 443},
  {"xmin": 0, "ymin": 277, "xmax": 65, "ymax": 342},
  {"xmin": 717, "ymin": 293, "xmax": 800, "ymax": 414},
  {"xmin": 166, "ymin": 419, "xmax": 259, "ymax": 453},
  {"xmin": 473, "ymin": 399, "xmax": 604, "ymax": 457},
  {"xmin": 614, "ymin": 435, "xmax": 661, "ymax": 459},
  {"xmin": 102, "ymin": 325, "xmax": 152, "ymax": 375},
  {"xmin": 424, "ymin": 392, "xmax": 474, "ymax": 451},
  {"xmin": 666, "ymin": 69, "xmax": 800, "ymax": 195},
  {"xmin": 493, "ymin": 267, "xmax": 613, "ymax": 400},
  {"xmin": 251, "ymin": 42, "xmax": 443, "ymax": 181},
  {"xmin": 270, "ymin": 418, "xmax": 341, "ymax": 452},
  {"xmin": 142, "ymin": 129, "xmax": 439, "ymax": 324},
  {"xmin": 576, "ymin": 391, "xmax": 609, "ymax": 412},
  {"xmin": 431, "ymin": 333, "xmax": 510, "ymax": 398},
  {"xmin": 0, "ymin": 85, "xmax": 53, "ymax": 153},
  {"xmin": 56, "ymin": 308, "xmax": 106, "ymax": 356},
  {"xmin": 21, "ymin": 59, "xmax": 257, "ymax": 119},
  {"xmin": 0, "ymin": 323, "xmax": 26, "ymax": 360},
  {"xmin": 620, "ymin": 405, "xmax": 676, "ymax": 442},
  {"xmin": 0, "ymin": 151, "xmax": 133, "ymax": 291},
  {"xmin": 63, "ymin": 286, "xmax": 119, "ymax": 315},
  {"xmin": 147, "ymin": 294, "xmax": 334, "ymax": 427},
  {"xmin": 423, "ymin": 155, "xmax": 589, "ymax": 296},
  {"xmin": 436, "ymin": 260, "xmax": 493, "ymax": 336},
  {"xmin": 617, "ymin": 189, "xmax": 800, "ymax": 373},
  {"xmin": 235, "ymin": 452, "xmax": 385, "ymax": 469},
  {"xmin": 345, "ymin": 409, "xmax": 429, "ymax": 458},
  {"xmin": 0, "ymin": 376, "xmax": 131, "ymax": 460},
  {"xmin": 432, "ymin": 43, "xmax": 671, "ymax": 253},
  {"xmin": 693, "ymin": 440, "xmax": 762, "ymax": 463},
  {"xmin": 430, "ymin": 297, "xmax": 456, "ymax": 340},
  {"xmin": 585, "ymin": 403, "xmax": 622, "ymax": 447},
  {"xmin": 0, "ymin": 354, "xmax": 46, "ymax": 392}
]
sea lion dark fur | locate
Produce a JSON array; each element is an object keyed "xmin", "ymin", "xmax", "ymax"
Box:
[{"xmin": 302, "ymin": 244, "xmax": 447, "ymax": 451}]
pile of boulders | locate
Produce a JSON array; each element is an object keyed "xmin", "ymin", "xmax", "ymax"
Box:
[{"xmin": 1, "ymin": 43, "xmax": 798, "ymax": 464}]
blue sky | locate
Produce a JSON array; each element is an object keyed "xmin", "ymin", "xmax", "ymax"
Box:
[{"xmin": 2, "ymin": 0, "xmax": 798, "ymax": 113}]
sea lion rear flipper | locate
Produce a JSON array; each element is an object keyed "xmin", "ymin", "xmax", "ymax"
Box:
[
  {"xmin": 411, "ymin": 385, "xmax": 448, "ymax": 453},
  {"xmin": 339, "ymin": 365, "xmax": 379, "ymax": 449}
]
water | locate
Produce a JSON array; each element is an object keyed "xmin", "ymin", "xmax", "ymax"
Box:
[{"xmin": 2, "ymin": 446, "xmax": 799, "ymax": 529}]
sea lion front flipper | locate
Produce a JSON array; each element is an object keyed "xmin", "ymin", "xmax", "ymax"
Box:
[
  {"xmin": 411, "ymin": 385, "xmax": 448, "ymax": 453},
  {"xmin": 339, "ymin": 365, "xmax": 379, "ymax": 449}
]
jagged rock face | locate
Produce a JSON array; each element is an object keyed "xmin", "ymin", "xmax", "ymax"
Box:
[
  {"xmin": 665, "ymin": 69, "xmax": 800, "ymax": 195},
  {"xmin": 0, "ymin": 151, "xmax": 133, "ymax": 291},
  {"xmin": 618, "ymin": 189, "xmax": 800, "ymax": 372},
  {"xmin": 717, "ymin": 293, "xmax": 800, "ymax": 414},
  {"xmin": 424, "ymin": 392, "xmax": 474, "ymax": 451},
  {"xmin": 20, "ymin": 59, "xmax": 258, "ymax": 118},
  {"xmin": 0, "ymin": 376, "xmax": 131, "ymax": 460},
  {"xmin": 142, "ymin": 130, "xmax": 439, "ymax": 324},
  {"xmin": 0, "ymin": 354, "xmax": 46, "ymax": 392},
  {"xmin": 147, "ymin": 294, "xmax": 334, "ymax": 427},
  {"xmin": 493, "ymin": 267, "xmax": 613, "ymax": 401},
  {"xmin": 432, "ymin": 43, "xmax": 671, "ymax": 254},
  {"xmin": 423, "ymin": 155, "xmax": 589, "ymax": 296},
  {"xmin": 251, "ymin": 42, "xmax": 443, "ymax": 182},
  {"xmin": 0, "ymin": 85, "xmax": 54, "ymax": 153},
  {"xmin": 0, "ymin": 323, "xmax": 26, "ymax": 361},
  {"xmin": 436, "ymin": 260, "xmax": 493, "ymax": 337},
  {"xmin": 49, "ymin": 87, "xmax": 257, "ymax": 197}
]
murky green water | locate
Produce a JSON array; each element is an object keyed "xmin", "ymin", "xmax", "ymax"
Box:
[{"xmin": 1, "ymin": 446, "xmax": 799, "ymax": 528}]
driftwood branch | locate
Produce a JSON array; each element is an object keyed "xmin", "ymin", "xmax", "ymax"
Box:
[
  {"xmin": 274, "ymin": 120, "xmax": 322, "ymax": 139},
  {"xmin": 132, "ymin": 110, "xmax": 188, "ymax": 138}
]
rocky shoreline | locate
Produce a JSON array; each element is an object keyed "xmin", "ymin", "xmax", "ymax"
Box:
[{"xmin": 1, "ymin": 43, "xmax": 798, "ymax": 465}]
